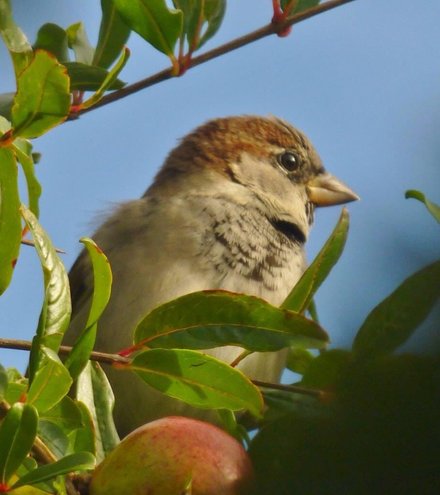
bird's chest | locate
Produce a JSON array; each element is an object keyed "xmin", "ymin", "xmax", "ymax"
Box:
[{"xmin": 196, "ymin": 202, "xmax": 306, "ymax": 306}]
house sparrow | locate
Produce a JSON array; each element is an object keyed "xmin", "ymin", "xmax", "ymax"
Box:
[{"xmin": 65, "ymin": 115, "xmax": 358, "ymax": 436}]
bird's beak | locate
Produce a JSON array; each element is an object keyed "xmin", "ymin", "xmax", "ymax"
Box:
[{"xmin": 307, "ymin": 173, "xmax": 359, "ymax": 207}]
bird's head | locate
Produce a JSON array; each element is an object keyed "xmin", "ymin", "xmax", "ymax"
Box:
[{"xmin": 151, "ymin": 115, "xmax": 359, "ymax": 243}]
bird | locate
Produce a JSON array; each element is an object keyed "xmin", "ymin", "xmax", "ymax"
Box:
[{"xmin": 65, "ymin": 115, "xmax": 358, "ymax": 437}]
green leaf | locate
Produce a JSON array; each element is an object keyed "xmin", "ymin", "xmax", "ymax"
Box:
[
  {"xmin": 282, "ymin": 208, "xmax": 349, "ymax": 313},
  {"xmin": 33, "ymin": 23, "xmax": 69, "ymax": 63},
  {"xmin": 353, "ymin": 260, "xmax": 440, "ymax": 359},
  {"xmin": 67, "ymin": 401, "xmax": 96, "ymax": 456},
  {"xmin": 21, "ymin": 206, "xmax": 71, "ymax": 382},
  {"xmin": 0, "ymin": 364, "xmax": 7, "ymax": 399},
  {"xmin": 0, "ymin": 0, "xmax": 32, "ymax": 77},
  {"xmin": 13, "ymin": 138, "xmax": 42, "ymax": 218},
  {"xmin": 301, "ymin": 349, "xmax": 352, "ymax": 389},
  {"xmin": 198, "ymin": 0, "xmax": 226, "ymax": 49},
  {"xmin": 40, "ymin": 396, "xmax": 83, "ymax": 431},
  {"xmin": 134, "ymin": 291, "xmax": 328, "ymax": 352},
  {"xmin": 0, "ymin": 146, "xmax": 21, "ymax": 296},
  {"xmin": 94, "ymin": 0, "xmax": 131, "ymax": 69},
  {"xmin": 63, "ymin": 61, "xmax": 126, "ymax": 91},
  {"xmin": 12, "ymin": 452, "xmax": 95, "ymax": 489},
  {"xmin": 129, "ymin": 348, "xmax": 264, "ymax": 417},
  {"xmin": 281, "ymin": 0, "xmax": 321, "ymax": 14},
  {"xmin": 76, "ymin": 362, "xmax": 119, "ymax": 463},
  {"xmin": 112, "ymin": 0, "xmax": 182, "ymax": 57},
  {"xmin": 11, "ymin": 50, "xmax": 70, "ymax": 138},
  {"xmin": 286, "ymin": 348, "xmax": 314, "ymax": 375},
  {"xmin": 81, "ymin": 47, "xmax": 130, "ymax": 110},
  {"xmin": 173, "ymin": 0, "xmax": 225, "ymax": 51},
  {"xmin": 66, "ymin": 22, "xmax": 94, "ymax": 65},
  {"xmin": 405, "ymin": 189, "xmax": 440, "ymax": 223},
  {"xmin": 65, "ymin": 238, "xmax": 112, "ymax": 380},
  {"xmin": 0, "ymin": 403, "xmax": 38, "ymax": 486},
  {"xmin": 38, "ymin": 420, "xmax": 69, "ymax": 459},
  {"xmin": 27, "ymin": 347, "xmax": 72, "ymax": 413},
  {"xmin": 0, "ymin": 93, "xmax": 14, "ymax": 119}
]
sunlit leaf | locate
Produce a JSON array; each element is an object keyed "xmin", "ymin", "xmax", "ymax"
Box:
[
  {"xmin": 112, "ymin": 0, "xmax": 182, "ymax": 57},
  {"xmin": 134, "ymin": 291, "xmax": 328, "ymax": 352},
  {"xmin": 81, "ymin": 47, "xmax": 129, "ymax": 110},
  {"xmin": 27, "ymin": 347, "xmax": 72, "ymax": 413},
  {"xmin": 21, "ymin": 206, "xmax": 71, "ymax": 382},
  {"xmin": 282, "ymin": 208, "xmax": 349, "ymax": 313},
  {"xmin": 129, "ymin": 348, "xmax": 264, "ymax": 417},
  {"xmin": 0, "ymin": 0, "xmax": 32, "ymax": 77},
  {"xmin": 65, "ymin": 238, "xmax": 112, "ymax": 380},
  {"xmin": 405, "ymin": 189, "xmax": 440, "ymax": 224},
  {"xmin": 76, "ymin": 362, "xmax": 119, "ymax": 463},
  {"xmin": 0, "ymin": 403, "xmax": 38, "ymax": 486},
  {"xmin": 13, "ymin": 138, "xmax": 42, "ymax": 217},
  {"xmin": 33, "ymin": 23, "xmax": 69, "ymax": 63},
  {"xmin": 353, "ymin": 260, "xmax": 440, "ymax": 359},
  {"xmin": 0, "ymin": 146, "xmax": 21, "ymax": 295},
  {"xmin": 12, "ymin": 452, "xmax": 95, "ymax": 490},
  {"xmin": 66, "ymin": 22, "xmax": 94, "ymax": 65},
  {"xmin": 94, "ymin": 0, "xmax": 131, "ymax": 69},
  {"xmin": 11, "ymin": 50, "xmax": 70, "ymax": 138}
]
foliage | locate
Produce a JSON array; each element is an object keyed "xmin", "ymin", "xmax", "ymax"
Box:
[{"xmin": 0, "ymin": 1, "xmax": 438, "ymax": 494}]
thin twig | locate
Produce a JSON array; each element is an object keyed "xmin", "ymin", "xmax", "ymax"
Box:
[
  {"xmin": 73, "ymin": 0, "xmax": 356, "ymax": 117},
  {"xmin": 253, "ymin": 379, "xmax": 325, "ymax": 399},
  {"xmin": 0, "ymin": 338, "xmax": 325, "ymax": 398}
]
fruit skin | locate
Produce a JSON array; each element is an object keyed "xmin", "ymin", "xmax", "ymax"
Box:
[{"xmin": 90, "ymin": 416, "xmax": 255, "ymax": 495}]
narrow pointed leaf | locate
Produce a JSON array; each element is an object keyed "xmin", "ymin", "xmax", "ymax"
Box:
[
  {"xmin": 63, "ymin": 62, "xmax": 125, "ymax": 91},
  {"xmin": 12, "ymin": 452, "xmax": 95, "ymax": 489},
  {"xmin": 76, "ymin": 362, "xmax": 119, "ymax": 462},
  {"xmin": 405, "ymin": 189, "xmax": 440, "ymax": 223},
  {"xmin": 0, "ymin": 403, "xmax": 38, "ymax": 485},
  {"xmin": 282, "ymin": 208, "xmax": 349, "ymax": 313},
  {"xmin": 66, "ymin": 22, "xmax": 94, "ymax": 65},
  {"xmin": 27, "ymin": 347, "xmax": 72, "ymax": 413},
  {"xmin": 198, "ymin": 0, "xmax": 226, "ymax": 48},
  {"xmin": 112, "ymin": 0, "xmax": 182, "ymax": 57},
  {"xmin": 94, "ymin": 0, "xmax": 131, "ymax": 69},
  {"xmin": 81, "ymin": 47, "xmax": 129, "ymax": 110},
  {"xmin": 21, "ymin": 206, "xmax": 71, "ymax": 381},
  {"xmin": 0, "ymin": 147, "xmax": 21, "ymax": 295},
  {"xmin": 13, "ymin": 138, "xmax": 42, "ymax": 217},
  {"xmin": 33, "ymin": 23, "xmax": 69, "ymax": 63},
  {"xmin": 353, "ymin": 260, "xmax": 440, "ymax": 358},
  {"xmin": 0, "ymin": 0, "xmax": 32, "ymax": 77},
  {"xmin": 134, "ymin": 291, "xmax": 328, "ymax": 352},
  {"xmin": 11, "ymin": 50, "xmax": 70, "ymax": 138},
  {"xmin": 0, "ymin": 92, "xmax": 15, "ymax": 119},
  {"xmin": 129, "ymin": 348, "xmax": 264, "ymax": 417},
  {"xmin": 66, "ymin": 238, "xmax": 112, "ymax": 380}
]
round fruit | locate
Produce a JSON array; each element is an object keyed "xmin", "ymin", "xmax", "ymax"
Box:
[{"xmin": 90, "ymin": 416, "xmax": 255, "ymax": 495}]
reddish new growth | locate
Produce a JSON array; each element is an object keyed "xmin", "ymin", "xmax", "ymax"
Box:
[{"xmin": 272, "ymin": 0, "xmax": 295, "ymax": 37}]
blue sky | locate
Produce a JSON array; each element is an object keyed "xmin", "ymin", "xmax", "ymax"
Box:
[{"xmin": 1, "ymin": 0, "xmax": 439, "ymax": 372}]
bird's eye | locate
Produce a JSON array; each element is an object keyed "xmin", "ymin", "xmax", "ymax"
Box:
[{"xmin": 278, "ymin": 151, "xmax": 301, "ymax": 172}]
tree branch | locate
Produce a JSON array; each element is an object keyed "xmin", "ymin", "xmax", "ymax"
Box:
[
  {"xmin": 73, "ymin": 0, "xmax": 357, "ymax": 117},
  {"xmin": 0, "ymin": 338, "xmax": 325, "ymax": 398}
]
